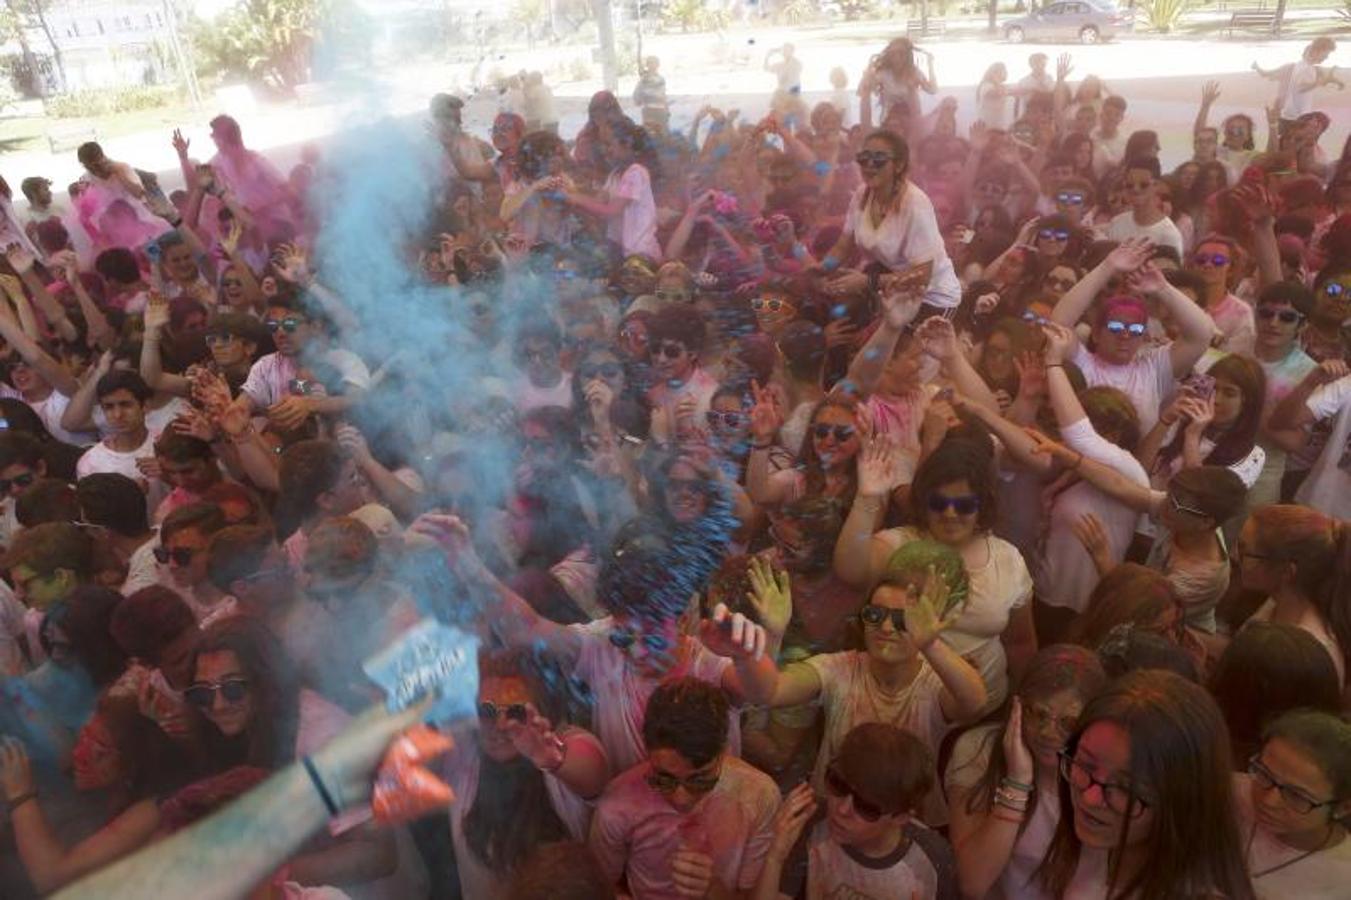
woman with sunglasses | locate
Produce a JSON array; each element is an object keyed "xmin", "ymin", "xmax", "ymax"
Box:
[
  {"xmin": 1235, "ymin": 504, "xmax": 1350, "ymax": 693},
  {"xmin": 1183, "ymin": 235, "xmax": 1256, "ymax": 354},
  {"xmin": 185, "ymin": 615, "xmax": 426, "ymax": 896},
  {"xmin": 945, "ymin": 645, "xmax": 1106, "ymax": 900},
  {"xmin": 1035, "ymin": 669, "xmax": 1255, "ymax": 898},
  {"xmin": 834, "ymin": 441, "xmax": 1037, "ymax": 712},
  {"xmin": 761, "ymin": 540, "xmax": 987, "ymax": 825},
  {"xmin": 816, "ymin": 129, "xmax": 961, "ymax": 313},
  {"xmin": 442, "ymin": 649, "xmax": 608, "ymax": 898},
  {"xmin": 1236, "ymin": 709, "xmax": 1351, "ymax": 896}
]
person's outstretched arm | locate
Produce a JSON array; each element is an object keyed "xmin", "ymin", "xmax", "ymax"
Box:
[
  {"xmin": 54, "ymin": 703, "xmax": 426, "ymax": 900},
  {"xmin": 842, "ymin": 289, "xmax": 922, "ymax": 399},
  {"xmin": 1194, "ymin": 80, "xmax": 1219, "ymax": 136},
  {"xmin": 1049, "ymin": 237, "xmax": 1152, "ymax": 342}
]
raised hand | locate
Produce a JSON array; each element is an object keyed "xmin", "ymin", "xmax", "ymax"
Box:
[
  {"xmin": 904, "ymin": 563, "xmax": 964, "ymax": 650},
  {"xmin": 1312, "ymin": 358, "xmax": 1351, "ymax": 385},
  {"xmin": 1181, "ymin": 394, "xmax": 1215, "ymax": 435},
  {"xmin": 1056, "ymin": 53, "xmax": 1073, "ymax": 82},
  {"xmin": 1231, "ymin": 183, "xmax": 1274, "ymax": 223},
  {"xmin": 1200, "ymin": 80, "xmax": 1221, "ymax": 106},
  {"xmin": 698, "ymin": 602, "xmax": 768, "ymax": 661},
  {"xmin": 48, "ymin": 249, "xmax": 78, "ymax": 280},
  {"xmin": 856, "ymin": 433, "xmax": 899, "ymax": 498},
  {"xmin": 501, "ymin": 706, "xmax": 567, "ymax": 770},
  {"xmin": 271, "ymin": 243, "xmax": 312, "ymax": 286},
  {"xmin": 877, "ymin": 283, "xmax": 924, "ymax": 331},
  {"xmin": 0, "ymin": 736, "xmax": 35, "ymax": 802},
  {"xmin": 1013, "ymin": 351, "xmax": 1047, "ymax": 402},
  {"xmin": 768, "ymin": 783, "xmax": 818, "ymax": 862},
  {"xmin": 4, "ymin": 243, "xmax": 35, "ymax": 274},
  {"xmin": 746, "ymin": 556, "xmax": 792, "ymax": 638},
  {"xmin": 171, "ymin": 407, "xmax": 220, "ymax": 444},
  {"xmin": 221, "ymin": 218, "xmax": 244, "ymax": 256},
  {"xmin": 1125, "ymin": 260, "xmax": 1167, "ymax": 296},
  {"xmin": 144, "ymin": 292, "xmax": 171, "ymax": 333},
  {"xmin": 266, "ymin": 395, "xmax": 314, "ymax": 432},
  {"xmin": 915, "ymin": 316, "xmax": 959, "ymax": 361},
  {"xmin": 823, "ymin": 317, "xmax": 858, "ymax": 350},
  {"xmin": 333, "ymin": 422, "xmax": 373, "ymax": 464},
  {"xmin": 1040, "ymin": 321, "xmax": 1076, "ymax": 364},
  {"xmin": 1003, "ymin": 698, "xmax": 1035, "ymax": 784},
  {"xmin": 748, "ymin": 380, "xmax": 783, "ymax": 443},
  {"xmin": 171, "ymin": 128, "xmax": 190, "ymax": 157},
  {"xmin": 974, "ymin": 291, "xmax": 1001, "ymax": 317},
  {"xmin": 1105, "ymin": 236, "xmax": 1152, "ymax": 274}
]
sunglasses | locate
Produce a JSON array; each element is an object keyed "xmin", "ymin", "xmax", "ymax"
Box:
[
  {"xmin": 645, "ymin": 764, "xmax": 721, "ymax": 796},
  {"xmin": 1022, "ymin": 310, "xmax": 1050, "ymax": 326},
  {"xmin": 825, "ymin": 767, "xmax": 886, "ymax": 821},
  {"xmin": 1044, "ymin": 275, "xmax": 1076, "ymax": 291},
  {"xmin": 1038, "ymin": 228, "xmax": 1070, "ymax": 242},
  {"xmin": 204, "ymin": 333, "xmax": 239, "ymax": 347},
  {"xmin": 1256, "ymin": 306, "xmax": 1302, "ymax": 324},
  {"xmin": 619, "ymin": 326, "xmax": 648, "ymax": 344},
  {"xmin": 928, "ymin": 493, "xmax": 980, "ymax": 515},
  {"xmin": 265, "ymin": 317, "xmax": 302, "ymax": 334},
  {"xmin": 1056, "ymin": 192, "xmax": 1086, "ymax": 205},
  {"xmin": 811, "ymin": 423, "xmax": 855, "ymax": 442},
  {"xmin": 1323, "ymin": 282, "xmax": 1346, "ymax": 298},
  {"xmin": 855, "ymin": 151, "xmax": 895, "ymax": 169},
  {"xmin": 185, "ymin": 677, "xmax": 250, "ymax": 708},
  {"xmin": 653, "ymin": 341, "xmax": 688, "ymax": 360},
  {"xmin": 706, "ymin": 410, "xmax": 747, "ymax": 428},
  {"xmin": 154, "ymin": 546, "xmax": 199, "ymax": 566},
  {"xmin": 477, "ymin": 700, "xmax": 529, "ymax": 723},
  {"xmin": 1192, "ymin": 252, "xmax": 1230, "ymax": 267},
  {"xmin": 1104, "ymin": 320, "xmax": 1148, "ymax": 337},
  {"xmin": 655, "ymin": 289, "xmax": 690, "ymax": 303},
  {"xmin": 859, "ymin": 603, "xmax": 907, "ymax": 631},
  {"xmin": 751, "ymin": 297, "xmax": 791, "ymax": 312},
  {"xmin": 0, "ymin": 471, "xmax": 36, "ymax": 493},
  {"xmin": 578, "ymin": 361, "xmax": 623, "ymax": 381},
  {"xmin": 609, "ymin": 629, "xmax": 671, "ymax": 653}
]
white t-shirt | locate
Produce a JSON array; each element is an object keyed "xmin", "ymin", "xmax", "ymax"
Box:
[
  {"xmin": 1106, "ymin": 210, "xmax": 1184, "ymax": 260},
  {"xmin": 1071, "ymin": 343, "xmax": 1175, "ymax": 433},
  {"xmin": 603, "ymin": 164, "xmax": 661, "ymax": 261},
  {"xmin": 1209, "ymin": 293, "xmax": 1256, "ymax": 357},
  {"xmin": 511, "ymin": 371, "xmax": 573, "ymax": 413},
  {"xmin": 240, "ymin": 349, "xmax": 371, "ymax": 410},
  {"xmin": 844, "ymin": 183, "xmax": 961, "ymax": 309},
  {"xmin": 1294, "ymin": 374, "xmax": 1351, "ymax": 520},
  {"xmin": 120, "ymin": 534, "xmax": 160, "ymax": 596},
  {"xmin": 590, "ymin": 756, "xmax": 778, "ymax": 900},
  {"xmin": 805, "ymin": 820, "xmax": 953, "ymax": 900},
  {"xmin": 1234, "ymin": 772, "xmax": 1351, "ymax": 899},
  {"xmin": 8, "ymin": 387, "xmax": 97, "ymax": 447},
  {"xmin": 873, "ymin": 527, "xmax": 1032, "ymax": 709},
  {"xmin": 977, "ymin": 82, "xmax": 1011, "ymax": 130},
  {"xmin": 804, "ymin": 650, "xmax": 950, "ymax": 824},
  {"xmin": 75, "ymin": 432, "xmax": 166, "ymax": 514},
  {"xmin": 566, "ymin": 618, "xmax": 735, "ymax": 773},
  {"xmin": 1279, "ymin": 60, "xmax": 1321, "ymax": 120}
]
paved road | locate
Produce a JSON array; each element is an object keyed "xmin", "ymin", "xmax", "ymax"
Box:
[{"xmin": 3, "ymin": 31, "xmax": 1346, "ymax": 200}]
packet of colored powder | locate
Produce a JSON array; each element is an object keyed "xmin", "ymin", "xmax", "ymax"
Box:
[{"xmin": 362, "ymin": 618, "xmax": 480, "ymax": 726}]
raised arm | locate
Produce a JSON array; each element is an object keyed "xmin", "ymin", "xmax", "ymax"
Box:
[
  {"xmin": 0, "ymin": 292, "xmax": 78, "ymax": 397},
  {"xmin": 1132, "ymin": 262, "xmax": 1214, "ymax": 378},
  {"xmin": 139, "ymin": 295, "xmax": 191, "ymax": 397},
  {"xmin": 908, "ymin": 573, "xmax": 987, "ymax": 722},
  {"xmin": 5, "ymin": 245, "xmax": 79, "ymax": 344},
  {"xmin": 915, "ymin": 317, "xmax": 1001, "ymax": 412},
  {"xmin": 1050, "ymin": 237, "xmax": 1153, "ymax": 339},
  {"xmin": 1271, "ymin": 361, "xmax": 1349, "ymax": 432},
  {"xmin": 745, "ymin": 380, "xmax": 792, "ymax": 506},
  {"xmin": 1195, "ymin": 81, "xmax": 1220, "ymax": 136},
  {"xmin": 60, "ymin": 350, "xmax": 113, "ymax": 435},
  {"xmin": 842, "ymin": 290, "xmax": 922, "ymax": 398},
  {"xmin": 833, "ymin": 435, "xmax": 901, "ymax": 587}
]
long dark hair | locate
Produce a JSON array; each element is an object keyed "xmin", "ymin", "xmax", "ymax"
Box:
[
  {"xmin": 40, "ymin": 586, "xmax": 127, "ymax": 687},
  {"xmin": 464, "ymin": 650, "xmax": 571, "ymax": 875},
  {"xmin": 1167, "ymin": 354, "xmax": 1264, "ymax": 468},
  {"xmin": 188, "ymin": 616, "xmax": 300, "ymax": 772},
  {"xmin": 859, "ymin": 130, "xmax": 911, "ymax": 210},
  {"xmin": 797, "ymin": 395, "xmax": 861, "ymax": 504},
  {"xmin": 964, "ymin": 645, "xmax": 1106, "ymax": 831},
  {"xmin": 1036, "ymin": 670, "xmax": 1255, "ymax": 900}
]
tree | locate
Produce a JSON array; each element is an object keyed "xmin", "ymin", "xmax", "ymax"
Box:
[
  {"xmin": 3, "ymin": 0, "xmax": 66, "ymax": 94},
  {"xmin": 192, "ymin": 0, "xmax": 367, "ymax": 93}
]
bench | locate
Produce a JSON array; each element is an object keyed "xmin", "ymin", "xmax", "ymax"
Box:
[
  {"xmin": 906, "ymin": 18, "xmax": 946, "ymax": 38},
  {"xmin": 1226, "ymin": 9, "xmax": 1277, "ymax": 35},
  {"xmin": 46, "ymin": 124, "xmax": 98, "ymax": 154}
]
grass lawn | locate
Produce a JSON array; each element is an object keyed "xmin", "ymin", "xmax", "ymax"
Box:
[{"xmin": 0, "ymin": 98, "xmax": 205, "ymax": 155}]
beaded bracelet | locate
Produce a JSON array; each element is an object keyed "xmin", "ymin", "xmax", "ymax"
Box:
[{"xmin": 1000, "ymin": 776, "xmax": 1034, "ymax": 793}]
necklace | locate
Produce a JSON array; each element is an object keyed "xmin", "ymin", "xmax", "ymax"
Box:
[{"xmin": 1247, "ymin": 820, "xmax": 1337, "ymax": 879}]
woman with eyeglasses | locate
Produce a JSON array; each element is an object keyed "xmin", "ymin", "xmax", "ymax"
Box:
[
  {"xmin": 1235, "ymin": 504, "xmax": 1350, "ymax": 694},
  {"xmin": 816, "ymin": 129, "xmax": 961, "ymax": 313},
  {"xmin": 834, "ymin": 441, "xmax": 1037, "ymax": 712},
  {"xmin": 1035, "ymin": 668, "xmax": 1255, "ymax": 900},
  {"xmin": 760, "ymin": 540, "xmax": 987, "ymax": 826},
  {"xmin": 945, "ymin": 645, "xmax": 1106, "ymax": 900},
  {"xmin": 1235, "ymin": 709, "xmax": 1351, "ymax": 897},
  {"xmin": 442, "ymin": 649, "xmax": 608, "ymax": 899}
]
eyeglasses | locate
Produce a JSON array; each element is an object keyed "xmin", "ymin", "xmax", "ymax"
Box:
[
  {"xmin": 1058, "ymin": 750, "xmax": 1150, "ymax": 817},
  {"xmin": 1038, "ymin": 228, "xmax": 1070, "ymax": 242},
  {"xmin": 653, "ymin": 341, "xmax": 687, "ymax": 360},
  {"xmin": 578, "ymin": 361, "xmax": 623, "ymax": 381},
  {"xmin": 477, "ymin": 700, "xmax": 529, "ymax": 723},
  {"xmin": 184, "ymin": 677, "xmax": 250, "ymax": 708},
  {"xmin": 855, "ymin": 151, "xmax": 895, "ymax": 169},
  {"xmin": 811, "ymin": 423, "xmax": 855, "ymax": 442},
  {"xmin": 859, "ymin": 603, "xmax": 907, "ymax": 632},
  {"xmin": 1022, "ymin": 310, "xmax": 1050, "ymax": 326},
  {"xmin": 1044, "ymin": 275, "xmax": 1077, "ymax": 291},
  {"xmin": 825, "ymin": 767, "xmax": 886, "ymax": 821},
  {"xmin": 1168, "ymin": 493, "xmax": 1211, "ymax": 519},
  {"xmin": 265, "ymin": 317, "xmax": 302, "ymax": 334},
  {"xmin": 1022, "ymin": 702, "xmax": 1080, "ymax": 737},
  {"xmin": 0, "ymin": 471, "xmax": 36, "ymax": 493},
  {"xmin": 154, "ymin": 545, "xmax": 199, "ymax": 566},
  {"xmin": 1056, "ymin": 192, "xmax": 1086, "ymax": 206},
  {"xmin": 645, "ymin": 763, "xmax": 721, "ymax": 796},
  {"xmin": 1323, "ymin": 282, "xmax": 1345, "ymax": 298},
  {"xmin": 1256, "ymin": 306, "xmax": 1302, "ymax": 324},
  {"xmin": 204, "ymin": 333, "xmax": 239, "ymax": 347},
  {"xmin": 609, "ymin": 628, "xmax": 671, "ymax": 653},
  {"xmin": 619, "ymin": 326, "xmax": 648, "ymax": 344},
  {"xmin": 1192, "ymin": 252, "xmax": 1230, "ymax": 268},
  {"xmin": 1247, "ymin": 756, "xmax": 1337, "ymax": 815},
  {"xmin": 1104, "ymin": 320, "xmax": 1148, "ymax": 337},
  {"xmin": 706, "ymin": 410, "xmax": 747, "ymax": 428},
  {"xmin": 927, "ymin": 493, "xmax": 980, "ymax": 515},
  {"xmin": 751, "ymin": 297, "xmax": 791, "ymax": 312}
]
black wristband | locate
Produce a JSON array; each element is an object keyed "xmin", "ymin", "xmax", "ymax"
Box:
[
  {"xmin": 302, "ymin": 755, "xmax": 340, "ymax": 817},
  {"xmin": 7, "ymin": 790, "xmax": 36, "ymax": 812}
]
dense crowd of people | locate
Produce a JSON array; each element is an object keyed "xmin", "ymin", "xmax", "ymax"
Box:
[{"xmin": 0, "ymin": 29, "xmax": 1348, "ymax": 900}]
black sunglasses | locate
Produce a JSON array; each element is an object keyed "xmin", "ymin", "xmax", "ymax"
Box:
[
  {"xmin": 1192, "ymin": 252, "xmax": 1229, "ymax": 267},
  {"xmin": 825, "ymin": 767, "xmax": 886, "ymax": 821},
  {"xmin": 1038, "ymin": 228, "xmax": 1070, "ymax": 242},
  {"xmin": 855, "ymin": 151, "xmax": 895, "ymax": 169},
  {"xmin": 928, "ymin": 493, "xmax": 980, "ymax": 515},
  {"xmin": 0, "ymin": 471, "xmax": 36, "ymax": 493},
  {"xmin": 646, "ymin": 764, "xmax": 721, "ymax": 796},
  {"xmin": 477, "ymin": 700, "xmax": 529, "ymax": 723},
  {"xmin": 706, "ymin": 410, "xmax": 747, "ymax": 428},
  {"xmin": 1256, "ymin": 306, "xmax": 1302, "ymax": 324},
  {"xmin": 154, "ymin": 546, "xmax": 199, "ymax": 566},
  {"xmin": 653, "ymin": 341, "xmax": 688, "ymax": 360},
  {"xmin": 859, "ymin": 603, "xmax": 907, "ymax": 632},
  {"xmin": 811, "ymin": 423, "xmax": 855, "ymax": 441},
  {"xmin": 185, "ymin": 677, "xmax": 250, "ymax": 708},
  {"xmin": 751, "ymin": 297, "xmax": 790, "ymax": 312},
  {"xmin": 578, "ymin": 361, "xmax": 623, "ymax": 381},
  {"xmin": 265, "ymin": 317, "xmax": 302, "ymax": 334},
  {"xmin": 609, "ymin": 629, "xmax": 670, "ymax": 652},
  {"xmin": 1056, "ymin": 192, "xmax": 1086, "ymax": 205}
]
